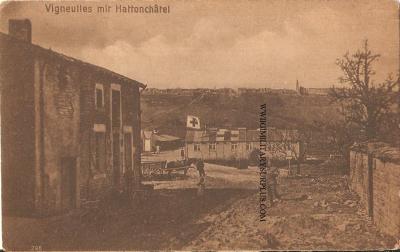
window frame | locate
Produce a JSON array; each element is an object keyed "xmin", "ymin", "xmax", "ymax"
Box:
[
  {"xmin": 93, "ymin": 123, "xmax": 106, "ymax": 172},
  {"xmin": 231, "ymin": 143, "xmax": 238, "ymax": 151},
  {"xmin": 194, "ymin": 143, "xmax": 201, "ymax": 152},
  {"xmin": 110, "ymin": 83, "xmax": 122, "ymax": 128},
  {"xmin": 209, "ymin": 142, "xmax": 216, "ymax": 151},
  {"xmin": 246, "ymin": 143, "xmax": 251, "ymax": 151},
  {"xmin": 95, "ymin": 83, "xmax": 105, "ymax": 110}
]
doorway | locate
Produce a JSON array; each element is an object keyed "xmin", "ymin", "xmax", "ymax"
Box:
[
  {"xmin": 61, "ymin": 157, "xmax": 76, "ymax": 211},
  {"xmin": 124, "ymin": 132, "xmax": 133, "ymax": 173}
]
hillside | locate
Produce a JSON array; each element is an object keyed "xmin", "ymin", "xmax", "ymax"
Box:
[{"xmin": 141, "ymin": 92, "xmax": 341, "ymax": 138}]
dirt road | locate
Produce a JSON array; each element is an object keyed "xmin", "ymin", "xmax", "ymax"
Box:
[
  {"xmin": 3, "ymin": 162, "xmax": 397, "ymax": 250},
  {"xmin": 184, "ymin": 164, "xmax": 397, "ymax": 250}
]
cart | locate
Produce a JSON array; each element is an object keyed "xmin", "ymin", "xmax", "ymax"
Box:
[{"xmin": 141, "ymin": 160, "xmax": 192, "ymax": 178}]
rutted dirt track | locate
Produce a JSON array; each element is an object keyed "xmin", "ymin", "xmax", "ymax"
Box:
[
  {"xmin": 3, "ymin": 162, "xmax": 397, "ymax": 250},
  {"xmin": 183, "ymin": 166, "xmax": 397, "ymax": 250}
]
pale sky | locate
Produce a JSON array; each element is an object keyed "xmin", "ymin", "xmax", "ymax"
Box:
[{"xmin": 0, "ymin": 0, "xmax": 398, "ymax": 89}]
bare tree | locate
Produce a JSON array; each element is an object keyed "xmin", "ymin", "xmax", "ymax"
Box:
[
  {"xmin": 330, "ymin": 40, "xmax": 397, "ymax": 141},
  {"xmin": 313, "ymin": 119, "xmax": 359, "ymax": 174},
  {"xmin": 272, "ymin": 129, "xmax": 306, "ymax": 175}
]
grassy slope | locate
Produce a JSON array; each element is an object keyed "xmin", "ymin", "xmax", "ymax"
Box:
[{"xmin": 141, "ymin": 92, "xmax": 341, "ymax": 138}]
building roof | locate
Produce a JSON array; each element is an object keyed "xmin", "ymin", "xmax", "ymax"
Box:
[
  {"xmin": 246, "ymin": 130, "xmax": 259, "ymax": 142},
  {"xmin": 186, "ymin": 127, "xmax": 300, "ymax": 143},
  {"xmin": 268, "ymin": 128, "xmax": 300, "ymax": 142},
  {"xmin": 0, "ymin": 32, "xmax": 146, "ymax": 89},
  {"xmin": 153, "ymin": 134, "xmax": 182, "ymax": 142},
  {"xmin": 185, "ymin": 130, "xmax": 209, "ymax": 142}
]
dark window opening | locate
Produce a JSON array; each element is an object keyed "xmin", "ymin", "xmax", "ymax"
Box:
[
  {"xmin": 112, "ymin": 90, "xmax": 121, "ymax": 127},
  {"xmin": 96, "ymin": 88, "xmax": 104, "ymax": 109}
]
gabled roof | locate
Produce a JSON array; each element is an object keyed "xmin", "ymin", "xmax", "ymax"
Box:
[
  {"xmin": 153, "ymin": 134, "xmax": 182, "ymax": 142},
  {"xmin": 0, "ymin": 32, "xmax": 146, "ymax": 89}
]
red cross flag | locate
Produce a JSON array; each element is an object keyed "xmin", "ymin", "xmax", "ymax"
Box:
[{"xmin": 186, "ymin": 115, "xmax": 201, "ymax": 129}]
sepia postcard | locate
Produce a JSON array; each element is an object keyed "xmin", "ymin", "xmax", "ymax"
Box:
[{"xmin": 0, "ymin": 0, "xmax": 399, "ymax": 251}]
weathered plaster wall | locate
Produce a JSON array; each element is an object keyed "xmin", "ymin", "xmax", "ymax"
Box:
[
  {"xmin": 36, "ymin": 56, "xmax": 81, "ymax": 214},
  {"xmin": 0, "ymin": 38, "xmax": 36, "ymax": 215},
  {"xmin": 79, "ymin": 76, "xmax": 112, "ymax": 204},
  {"xmin": 79, "ymin": 75, "xmax": 141, "ymax": 204},
  {"xmin": 1, "ymin": 36, "xmax": 142, "ymax": 216}
]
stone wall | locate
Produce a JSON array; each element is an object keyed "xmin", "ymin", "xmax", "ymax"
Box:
[
  {"xmin": 349, "ymin": 143, "xmax": 400, "ymax": 237},
  {"xmin": 349, "ymin": 150, "xmax": 370, "ymax": 209},
  {"xmin": 373, "ymin": 158, "xmax": 400, "ymax": 236}
]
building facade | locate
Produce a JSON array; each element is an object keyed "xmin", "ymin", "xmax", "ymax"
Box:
[
  {"xmin": 1, "ymin": 19, "xmax": 145, "ymax": 216},
  {"xmin": 141, "ymin": 130, "xmax": 183, "ymax": 152},
  {"xmin": 185, "ymin": 127, "xmax": 301, "ymax": 161},
  {"xmin": 296, "ymin": 83, "xmax": 330, "ymax": 96}
]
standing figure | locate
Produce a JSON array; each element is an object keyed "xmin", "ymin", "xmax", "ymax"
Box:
[
  {"xmin": 193, "ymin": 159, "xmax": 206, "ymax": 197},
  {"xmin": 197, "ymin": 175, "xmax": 205, "ymax": 197},
  {"xmin": 266, "ymin": 159, "xmax": 280, "ymax": 206}
]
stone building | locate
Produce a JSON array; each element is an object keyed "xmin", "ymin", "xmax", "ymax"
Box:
[
  {"xmin": 185, "ymin": 127, "xmax": 301, "ymax": 161},
  {"xmin": 1, "ymin": 19, "xmax": 146, "ymax": 216},
  {"xmin": 296, "ymin": 82, "xmax": 330, "ymax": 96}
]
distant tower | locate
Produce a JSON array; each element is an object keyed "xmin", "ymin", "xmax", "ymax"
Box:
[{"xmin": 296, "ymin": 79, "xmax": 300, "ymax": 93}]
